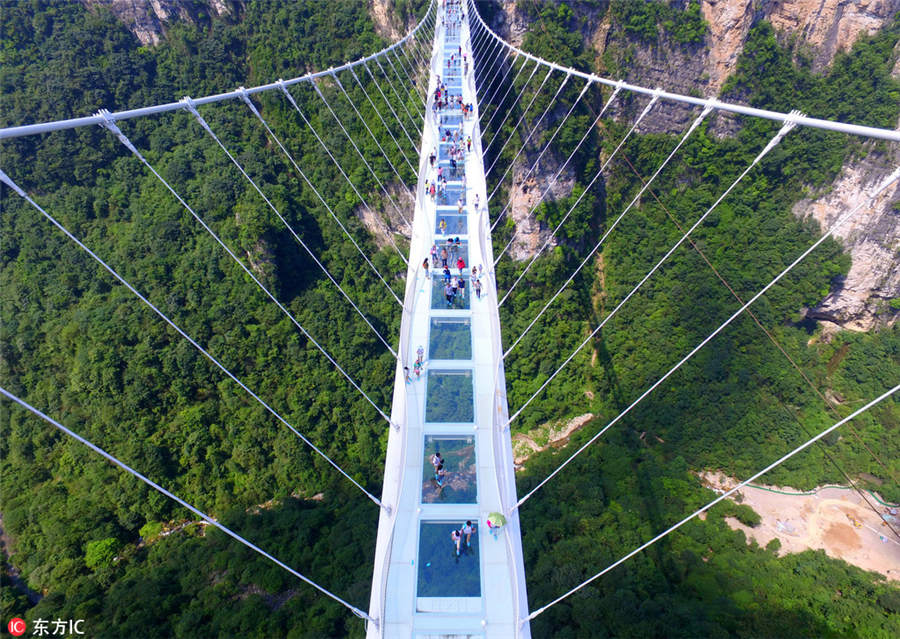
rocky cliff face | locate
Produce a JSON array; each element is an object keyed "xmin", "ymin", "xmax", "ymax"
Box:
[
  {"xmin": 794, "ymin": 131, "xmax": 900, "ymax": 331},
  {"xmin": 485, "ymin": 1, "xmax": 900, "ymax": 331},
  {"xmin": 82, "ymin": 0, "xmax": 236, "ymax": 46}
]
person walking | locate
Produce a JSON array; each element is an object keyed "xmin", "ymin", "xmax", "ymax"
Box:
[
  {"xmin": 462, "ymin": 520, "xmax": 475, "ymax": 547},
  {"xmin": 473, "ymin": 277, "xmax": 482, "ymax": 300},
  {"xmin": 423, "ymin": 258, "xmax": 430, "ymax": 278},
  {"xmin": 444, "ymin": 283, "xmax": 454, "ymax": 307},
  {"xmin": 456, "ymin": 256, "xmax": 466, "ymax": 274},
  {"xmin": 451, "ymin": 527, "xmax": 462, "ymax": 556}
]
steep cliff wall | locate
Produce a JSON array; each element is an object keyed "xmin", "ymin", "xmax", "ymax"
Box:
[
  {"xmin": 484, "ymin": 1, "xmax": 900, "ymax": 332},
  {"xmin": 794, "ymin": 127, "xmax": 900, "ymax": 331},
  {"xmin": 82, "ymin": 0, "xmax": 236, "ymax": 46}
]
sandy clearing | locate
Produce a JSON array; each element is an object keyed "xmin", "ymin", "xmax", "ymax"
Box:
[{"xmin": 701, "ymin": 471, "xmax": 900, "ymax": 581}]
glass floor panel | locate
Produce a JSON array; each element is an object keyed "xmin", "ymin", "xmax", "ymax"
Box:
[
  {"xmin": 438, "ymin": 143, "xmax": 461, "ymax": 161},
  {"xmin": 440, "ymin": 114, "xmax": 462, "ymax": 126},
  {"xmin": 431, "ymin": 275, "xmax": 470, "ymax": 311},
  {"xmin": 435, "ymin": 214, "xmax": 467, "ymax": 235},
  {"xmin": 429, "ymin": 317, "xmax": 472, "ymax": 359},
  {"xmin": 417, "ymin": 522, "xmax": 480, "ymax": 597},
  {"xmin": 439, "ymin": 124, "xmax": 462, "ymax": 140},
  {"xmin": 436, "ymin": 162, "xmax": 465, "ymax": 180},
  {"xmin": 430, "ymin": 240, "xmax": 469, "ymax": 268},
  {"xmin": 425, "ymin": 369, "xmax": 474, "ymax": 422},
  {"xmin": 422, "ymin": 436, "xmax": 477, "ymax": 503},
  {"xmin": 437, "ymin": 184, "xmax": 465, "ymax": 206}
]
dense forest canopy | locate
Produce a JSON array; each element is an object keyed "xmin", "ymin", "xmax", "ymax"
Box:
[{"xmin": 1, "ymin": 0, "xmax": 898, "ymax": 637}]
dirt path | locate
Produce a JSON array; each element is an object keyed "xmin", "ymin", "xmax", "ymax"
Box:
[
  {"xmin": 701, "ymin": 472, "xmax": 900, "ymax": 581},
  {"xmin": 512, "ymin": 413, "xmax": 594, "ymax": 468}
]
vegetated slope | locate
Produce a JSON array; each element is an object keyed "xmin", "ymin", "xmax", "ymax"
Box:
[
  {"xmin": 1, "ymin": 1, "xmax": 426, "ymax": 636},
  {"xmin": 474, "ymin": 3, "xmax": 899, "ymax": 635}
]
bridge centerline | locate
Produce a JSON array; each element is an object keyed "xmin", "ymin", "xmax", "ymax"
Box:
[{"xmin": 366, "ymin": 1, "xmax": 530, "ymax": 636}]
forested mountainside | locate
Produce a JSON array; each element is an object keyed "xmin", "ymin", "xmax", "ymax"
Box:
[{"xmin": 1, "ymin": 1, "xmax": 899, "ymax": 638}]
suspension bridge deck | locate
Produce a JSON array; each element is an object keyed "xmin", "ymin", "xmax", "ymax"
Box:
[{"xmin": 367, "ymin": 4, "xmax": 530, "ymax": 637}]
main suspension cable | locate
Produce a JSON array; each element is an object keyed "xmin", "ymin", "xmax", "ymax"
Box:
[
  {"xmin": 497, "ymin": 91, "xmax": 665, "ymax": 316},
  {"xmin": 0, "ymin": 167, "xmax": 391, "ymax": 506},
  {"xmin": 278, "ymin": 81, "xmax": 409, "ymax": 267},
  {"xmin": 175, "ymin": 100, "xmax": 400, "ymax": 355},
  {"xmin": 512, "ymin": 160, "xmax": 900, "ymax": 509},
  {"xmin": 525, "ymin": 382, "xmax": 900, "ymax": 621},
  {"xmin": 0, "ymin": 387, "xmax": 375, "ymax": 623}
]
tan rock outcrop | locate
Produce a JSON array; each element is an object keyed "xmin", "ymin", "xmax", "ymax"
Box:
[
  {"xmin": 794, "ymin": 135, "xmax": 900, "ymax": 330},
  {"xmin": 82, "ymin": 0, "xmax": 236, "ymax": 46},
  {"xmin": 701, "ymin": 0, "xmax": 756, "ymax": 91},
  {"xmin": 764, "ymin": 0, "xmax": 900, "ymax": 70}
]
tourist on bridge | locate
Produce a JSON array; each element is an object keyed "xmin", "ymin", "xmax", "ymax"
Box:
[
  {"xmin": 451, "ymin": 527, "xmax": 462, "ymax": 556},
  {"xmin": 430, "ymin": 451, "xmax": 443, "ymax": 472},
  {"xmin": 444, "ymin": 283, "xmax": 454, "ymax": 307},
  {"xmin": 430, "ymin": 244, "xmax": 438, "ymax": 267},
  {"xmin": 462, "ymin": 521, "xmax": 475, "ymax": 547},
  {"xmin": 443, "ymin": 266, "xmax": 451, "ymax": 284},
  {"xmin": 440, "ymin": 247, "xmax": 449, "ymax": 267},
  {"xmin": 457, "ymin": 256, "xmax": 466, "ymax": 274},
  {"xmin": 474, "ymin": 277, "xmax": 482, "ymax": 300}
]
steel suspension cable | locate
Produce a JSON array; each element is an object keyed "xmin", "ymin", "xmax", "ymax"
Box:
[
  {"xmin": 257, "ymin": 83, "xmax": 408, "ymax": 274},
  {"xmin": 500, "ymin": 96, "xmax": 700, "ymax": 345},
  {"xmin": 463, "ymin": 0, "xmax": 900, "ymax": 142},
  {"xmin": 375, "ymin": 58, "xmax": 421, "ymax": 142},
  {"xmin": 484, "ymin": 62, "xmax": 543, "ymax": 154},
  {"xmin": 482, "ymin": 47, "xmax": 517, "ymax": 108},
  {"xmin": 490, "ymin": 78, "xmax": 588, "ymax": 208},
  {"xmin": 525, "ymin": 382, "xmax": 900, "ymax": 621},
  {"xmin": 391, "ymin": 48, "xmax": 425, "ymax": 109},
  {"xmin": 474, "ymin": 41, "xmax": 505, "ymax": 96},
  {"xmin": 349, "ymin": 67, "xmax": 417, "ymax": 168},
  {"xmin": 363, "ymin": 61, "xmax": 419, "ymax": 152},
  {"xmin": 278, "ymin": 81, "xmax": 409, "ymax": 266},
  {"xmin": 478, "ymin": 51, "xmax": 518, "ymax": 126},
  {"xmin": 390, "ymin": 49, "xmax": 425, "ymax": 114},
  {"xmin": 512, "ymin": 160, "xmax": 900, "ymax": 510},
  {"xmin": 486, "ymin": 73, "xmax": 571, "ymax": 197},
  {"xmin": 490, "ymin": 79, "xmax": 613, "ymax": 234},
  {"xmin": 400, "ymin": 43, "xmax": 430, "ymax": 103},
  {"xmin": 0, "ymin": 387, "xmax": 376, "ymax": 623},
  {"xmin": 311, "ymin": 79, "xmax": 412, "ymax": 228},
  {"xmin": 0, "ymin": 168, "xmax": 391, "ymax": 506},
  {"xmin": 380, "ymin": 56, "xmax": 423, "ymax": 124},
  {"xmin": 179, "ymin": 99, "xmax": 400, "ymax": 355},
  {"xmin": 475, "ymin": 39, "xmax": 507, "ymax": 99},
  {"xmin": 498, "ymin": 94, "xmax": 706, "ymax": 311},
  {"xmin": 332, "ymin": 72, "xmax": 416, "ymax": 192},
  {"xmin": 482, "ymin": 58, "xmax": 534, "ymax": 139},
  {"xmin": 507, "ymin": 116, "xmax": 797, "ymax": 428},
  {"xmin": 494, "ymin": 91, "xmax": 668, "ymax": 312},
  {"xmin": 484, "ymin": 67, "xmax": 554, "ymax": 168},
  {"xmin": 623, "ymin": 148, "xmax": 900, "ymax": 538},
  {"xmin": 472, "ymin": 16, "xmax": 493, "ymax": 62}
]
